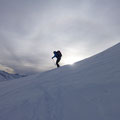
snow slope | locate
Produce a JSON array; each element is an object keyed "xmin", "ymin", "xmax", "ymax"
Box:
[
  {"xmin": 0, "ymin": 70, "xmax": 26, "ymax": 82},
  {"xmin": 0, "ymin": 43, "xmax": 120, "ymax": 120}
]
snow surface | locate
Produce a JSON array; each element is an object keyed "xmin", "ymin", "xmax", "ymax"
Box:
[
  {"xmin": 0, "ymin": 43, "xmax": 120, "ymax": 120},
  {"xmin": 0, "ymin": 70, "xmax": 26, "ymax": 82}
]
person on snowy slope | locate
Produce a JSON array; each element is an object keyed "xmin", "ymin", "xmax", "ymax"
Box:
[{"xmin": 52, "ymin": 50, "xmax": 62, "ymax": 68}]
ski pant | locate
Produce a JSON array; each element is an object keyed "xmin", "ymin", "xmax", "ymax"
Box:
[{"xmin": 56, "ymin": 57, "xmax": 61, "ymax": 67}]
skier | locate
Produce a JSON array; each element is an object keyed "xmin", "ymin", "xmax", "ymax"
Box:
[{"xmin": 52, "ymin": 50, "xmax": 62, "ymax": 68}]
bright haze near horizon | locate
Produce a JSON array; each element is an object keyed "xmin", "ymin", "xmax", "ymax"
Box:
[{"xmin": 0, "ymin": 0, "xmax": 120, "ymax": 74}]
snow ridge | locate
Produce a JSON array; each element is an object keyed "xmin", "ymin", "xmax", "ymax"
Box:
[{"xmin": 0, "ymin": 43, "xmax": 120, "ymax": 120}]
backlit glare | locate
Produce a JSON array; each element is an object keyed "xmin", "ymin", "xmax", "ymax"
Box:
[{"xmin": 62, "ymin": 56, "xmax": 80, "ymax": 65}]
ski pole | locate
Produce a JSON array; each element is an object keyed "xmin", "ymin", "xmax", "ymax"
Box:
[{"xmin": 52, "ymin": 58, "xmax": 56, "ymax": 65}]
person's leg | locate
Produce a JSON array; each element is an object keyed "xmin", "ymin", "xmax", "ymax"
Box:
[{"xmin": 56, "ymin": 58, "xmax": 61, "ymax": 67}]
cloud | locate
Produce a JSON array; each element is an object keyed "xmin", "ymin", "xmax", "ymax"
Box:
[
  {"xmin": 0, "ymin": 0, "xmax": 120, "ymax": 74},
  {"xmin": 0, "ymin": 64, "xmax": 15, "ymax": 74}
]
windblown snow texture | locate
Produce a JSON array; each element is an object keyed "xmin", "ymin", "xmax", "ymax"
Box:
[{"xmin": 0, "ymin": 43, "xmax": 120, "ymax": 120}]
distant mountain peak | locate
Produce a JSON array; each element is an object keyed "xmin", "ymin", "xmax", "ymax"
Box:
[{"xmin": 0, "ymin": 70, "xmax": 26, "ymax": 82}]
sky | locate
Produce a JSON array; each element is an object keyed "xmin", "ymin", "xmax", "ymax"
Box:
[{"xmin": 0, "ymin": 0, "xmax": 120, "ymax": 74}]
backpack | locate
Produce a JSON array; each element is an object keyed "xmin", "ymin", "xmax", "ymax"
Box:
[{"xmin": 56, "ymin": 50, "xmax": 62, "ymax": 57}]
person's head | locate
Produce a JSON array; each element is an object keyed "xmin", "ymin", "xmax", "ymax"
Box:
[{"xmin": 53, "ymin": 51, "xmax": 56, "ymax": 54}]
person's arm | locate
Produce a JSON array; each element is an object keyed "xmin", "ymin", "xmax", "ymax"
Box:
[
  {"xmin": 52, "ymin": 53, "xmax": 56, "ymax": 59},
  {"xmin": 52, "ymin": 55, "xmax": 55, "ymax": 59}
]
